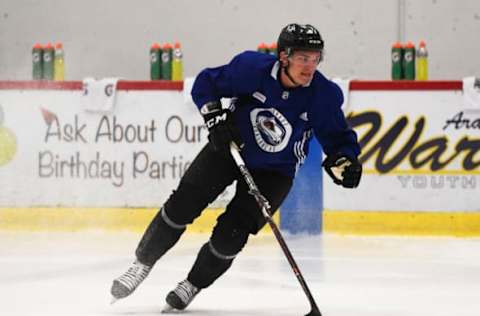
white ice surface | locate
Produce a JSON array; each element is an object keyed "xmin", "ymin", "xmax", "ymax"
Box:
[{"xmin": 1, "ymin": 231, "xmax": 480, "ymax": 316}]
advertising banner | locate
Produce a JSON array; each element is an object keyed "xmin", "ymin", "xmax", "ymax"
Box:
[
  {"xmin": 324, "ymin": 90, "xmax": 480, "ymax": 212},
  {"xmin": 1, "ymin": 81, "xmax": 478, "ymax": 225},
  {"xmin": 0, "ymin": 89, "xmax": 237, "ymax": 207}
]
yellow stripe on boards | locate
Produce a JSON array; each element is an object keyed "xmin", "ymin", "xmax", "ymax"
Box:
[
  {"xmin": 323, "ymin": 210, "xmax": 480, "ymax": 237},
  {"xmin": 0, "ymin": 208, "xmax": 156, "ymax": 232},
  {"xmin": 7, "ymin": 207, "xmax": 479, "ymax": 237},
  {"xmin": 0, "ymin": 208, "xmax": 278, "ymax": 233}
]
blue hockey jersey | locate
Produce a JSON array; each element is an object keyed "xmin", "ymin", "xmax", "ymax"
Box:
[{"xmin": 191, "ymin": 51, "xmax": 360, "ymax": 178}]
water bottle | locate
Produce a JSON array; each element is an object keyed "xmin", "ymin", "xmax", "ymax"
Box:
[
  {"xmin": 171, "ymin": 42, "xmax": 183, "ymax": 81},
  {"xmin": 268, "ymin": 42, "xmax": 277, "ymax": 57},
  {"xmin": 161, "ymin": 43, "xmax": 172, "ymax": 80},
  {"xmin": 32, "ymin": 43, "xmax": 43, "ymax": 80},
  {"xmin": 403, "ymin": 41, "xmax": 415, "ymax": 80},
  {"xmin": 53, "ymin": 42, "xmax": 65, "ymax": 81},
  {"xmin": 257, "ymin": 42, "xmax": 268, "ymax": 54},
  {"xmin": 416, "ymin": 40, "xmax": 428, "ymax": 81},
  {"xmin": 150, "ymin": 43, "xmax": 161, "ymax": 80},
  {"xmin": 43, "ymin": 43, "xmax": 55, "ymax": 80},
  {"xmin": 391, "ymin": 41, "xmax": 403, "ymax": 80}
]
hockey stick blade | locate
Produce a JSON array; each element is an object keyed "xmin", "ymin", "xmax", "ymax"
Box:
[
  {"xmin": 230, "ymin": 143, "xmax": 322, "ymax": 316},
  {"xmin": 306, "ymin": 307, "xmax": 322, "ymax": 316}
]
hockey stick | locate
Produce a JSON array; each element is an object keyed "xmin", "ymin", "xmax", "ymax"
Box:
[{"xmin": 229, "ymin": 143, "xmax": 322, "ymax": 316}]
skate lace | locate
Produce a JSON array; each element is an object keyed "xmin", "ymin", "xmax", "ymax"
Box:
[
  {"xmin": 174, "ymin": 280, "xmax": 199, "ymax": 304},
  {"xmin": 117, "ymin": 261, "xmax": 151, "ymax": 290}
]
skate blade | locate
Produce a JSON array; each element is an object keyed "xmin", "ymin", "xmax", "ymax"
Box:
[{"xmin": 161, "ymin": 303, "xmax": 178, "ymax": 313}]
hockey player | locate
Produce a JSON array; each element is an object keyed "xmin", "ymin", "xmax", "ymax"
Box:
[{"xmin": 111, "ymin": 23, "xmax": 362, "ymax": 311}]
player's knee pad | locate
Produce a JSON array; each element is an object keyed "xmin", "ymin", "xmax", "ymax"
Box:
[
  {"xmin": 210, "ymin": 222, "xmax": 250, "ymax": 258},
  {"xmin": 164, "ymin": 181, "xmax": 214, "ymax": 225}
]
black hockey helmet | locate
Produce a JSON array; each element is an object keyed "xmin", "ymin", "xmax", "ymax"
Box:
[{"xmin": 277, "ymin": 23, "xmax": 324, "ymax": 58}]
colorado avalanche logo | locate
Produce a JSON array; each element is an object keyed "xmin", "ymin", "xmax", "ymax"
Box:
[
  {"xmin": 257, "ymin": 116, "xmax": 285, "ymax": 145},
  {"xmin": 250, "ymin": 108, "xmax": 292, "ymax": 153}
]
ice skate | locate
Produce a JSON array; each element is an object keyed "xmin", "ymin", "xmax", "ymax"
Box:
[
  {"xmin": 162, "ymin": 279, "xmax": 200, "ymax": 312},
  {"xmin": 111, "ymin": 260, "xmax": 152, "ymax": 301}
]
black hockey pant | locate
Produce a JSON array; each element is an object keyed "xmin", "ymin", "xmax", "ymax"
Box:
[{"xmin": 135, "ymin": 143, "xmax": 293, "ymax": 289}]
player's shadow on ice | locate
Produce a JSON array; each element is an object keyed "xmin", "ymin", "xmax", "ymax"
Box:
[{"xmin": 110, "ymin": 307, "xmax": 286, "ymax": 315}]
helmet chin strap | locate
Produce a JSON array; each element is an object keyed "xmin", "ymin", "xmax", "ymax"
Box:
[{"xmin": 282, "ymin": 61, "xmax": 301, "ymax": 87}]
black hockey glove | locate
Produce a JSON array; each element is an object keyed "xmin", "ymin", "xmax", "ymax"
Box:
[
  {"xmin": 322, "ymin": 153, "xmax": 362, "ymax": 188},
  {"xmin": 201, "ymin": 102, "xmax": 244, "ymax": 152}
]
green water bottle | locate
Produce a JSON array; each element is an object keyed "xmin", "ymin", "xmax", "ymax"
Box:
[
  {"xmin": 150, "ymin": 43, "xmax": 161, "ymax": 80},
  {"xmin": 32, "ymin": 43, "xmax": 44, "ymax": 80},
  {"xmin": 403, "ymin": 41, "xmax": 415, "ymax": 80},
  {"xmin": 161, "ymin": 43, "xmax": 172, "ymax": 80},
  {"xmin": 268, "ymin": 42, "xmax": 277, "ymax": 57},
  {"xmin": 391, "ymin": 42, "xmax": 403, "ymax": 80},
  {"xmin": 43, "ymin": 43, "xmax": 55, "ymax": 80},
  {"xmin": 257, "ymin": 42, "xmax": 268, "ymax": 54},
  {"xmin": 171, "ymin": 42, "xmax": 183, "ymax": 81}
]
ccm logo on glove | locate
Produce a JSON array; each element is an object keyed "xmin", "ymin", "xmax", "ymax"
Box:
[
  {"xmin": 201, "ymin": 103, "xmax": 244, "ymax": 152},
  {"xmin": 205, "ymin": 112, "xmax": 228, "ymax": 129},
  {"xmin": 322, "ymin": 153, "xmax": 362, "ymax": 188}
]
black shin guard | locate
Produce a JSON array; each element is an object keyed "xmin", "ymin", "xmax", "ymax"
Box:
[
  {"xmin": 187, "ymin": 242, "xmax": 235, "ymax": 289},
  {"xmin": 187, "ymin": 224, "xmax": 249, "ymax": 289},
  {"xmin": 135, "ymin": 207, "xmax": 186, "ymax": 266}
]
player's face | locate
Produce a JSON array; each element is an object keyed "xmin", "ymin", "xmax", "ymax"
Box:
[{"xmin": 287, "ymin": 50, "xmax": 321, "ymax": 85}]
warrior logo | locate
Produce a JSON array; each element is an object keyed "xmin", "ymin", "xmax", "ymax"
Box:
[{"xmin": 250, "ymin": 108, "xmax": 292, "ymax": 153}]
